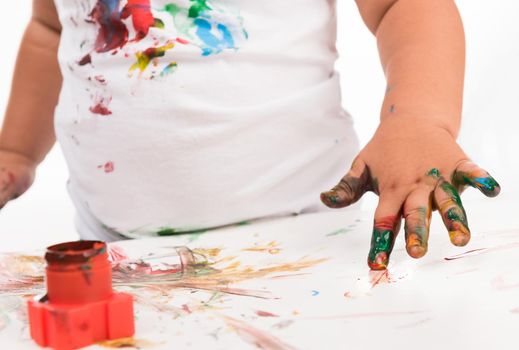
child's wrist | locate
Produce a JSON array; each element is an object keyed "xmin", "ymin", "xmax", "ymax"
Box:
[{"xmin": 378, "ymin": 113, "xmax": 460, "ymax": 139}]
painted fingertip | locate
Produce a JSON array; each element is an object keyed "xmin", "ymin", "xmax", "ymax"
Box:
[
  {"xmin": 368, "ymin": 252, "xmax": 388, "ymax": 270},
  {"xmin": 320, "ymin": 190, "xmax": 341, "ymax": 208},
  {"xmin": 449, "ymin": 230, "xmax": 471, "ymax": 247},
  {"xmin": 406, "ymin": 244, "xmax": 427, "ymax": 259},
  {"xmin": 472, "ymin": 177, "xmax": 501, "ymax": 198},
  {"xmin": 405, "ymin": 232, "xmax": 427, "ymax": 258}
]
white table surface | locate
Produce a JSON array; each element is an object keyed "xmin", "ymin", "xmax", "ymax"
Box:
[{"xmin": 0, "ymin": 195, "xmax": 517, "ymax": 350}]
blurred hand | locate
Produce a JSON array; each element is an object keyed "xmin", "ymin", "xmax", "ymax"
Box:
[
  {"xmin": 0, "ymin": 150, "xmax": 36, "ymax": 210},
  {"xmin": 320, "ymin": 118, "xmax": 500, "ymax": 270}
]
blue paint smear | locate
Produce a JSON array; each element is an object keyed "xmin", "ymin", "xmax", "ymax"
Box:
[
  {"xmin": 311, "ymin": 290, "xmax": 319, "ymax": 297},
  {"xmin": 100, "ymin": 0, "xmax": 121, "ymax": 14},
  {"xmin": 194, "ymin": 18, "xmax": 236, "ymax": 56},
  {"xmin": 473, "ymin": 177, "xmax": 492, "ymax": 188}
]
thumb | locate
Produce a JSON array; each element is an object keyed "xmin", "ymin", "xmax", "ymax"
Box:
[{"xmin": 321, "ymin": 157, "xmax": 371, "ymax": 208}]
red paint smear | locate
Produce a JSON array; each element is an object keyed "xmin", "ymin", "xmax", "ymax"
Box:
[
  {"xmin": 89, "ymin": 103, "xmax": 112, "ymax": 115},
  {"xmin": 176, "ymin": 37, "xmax": 189, "ymax": 45},
  {"xmin": 374, "ymin": 215, "xmax": 400, "ymax": 231},
  {"xmin": 182, "ymin": 304, "xmax": 192, "ymax": 314},
  {"xmin": 370, "ymin": 270, "xmax": 390, "ymax": 288},
  {"xmin": 94, "ymin": 75, "xmax": 107, "ymax": 84},
  {"xmin": 98, "ymin": 162, "xmax": 114, "ymax": 173},
  {"xmin": 89, "ymin": 95, "xmax": 112, "ymax": 115},
  {"xmin": 256, "ymin": 310, "xmax": 278, "ymax": 318},
  {"xmin": 107, "ymin": 244, "xmax": 129, "ymax": 262},
  {"xmin": 121, "ymin": 0, "xmax": 155, "ymax": 41},
  {"xmin": 492, "ymin": 276, "xmax": 519, "ymax": 291},
  {"xmin": 90, "ymin": 0, "xmax": 129, "ymax": 53},
  {"xmin": 444, "ymin": 248, "xmax": 489, "ymax": 261},
  {"xmin": 78, "ymin": 54, "xmax": 92, "ymax": 66}
]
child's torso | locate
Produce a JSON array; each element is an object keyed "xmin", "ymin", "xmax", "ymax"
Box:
[{"xmin": 52, "ymin": 0, "xmax": 358, "ymax": 239}]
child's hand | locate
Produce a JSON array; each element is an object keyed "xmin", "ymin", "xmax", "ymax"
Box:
[
  {"xmin": 320, "ymin": 118, "xmax": 500, "ymax": 270},
  {"xmin": 0, "ymin": 150, "xmax": 36, "ymax": 210}
]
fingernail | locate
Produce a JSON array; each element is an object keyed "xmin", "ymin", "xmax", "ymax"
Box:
[
  {"xmin": 368, "ymin": 252, "xmax": 388, "ymax": 270},
  {"xmin": 449, "ymin": 230, "xmax": 470, "ymax": 246},
  {"xmin": 473, "ymin": 177, "xmax": 501, "ymax": 197},
  {"xmin": 407, "ymin": 245, "xmax": 427, "ymax": 259},
  {"xmin": 368, "ymin": 228, "xmax": 395, "ymax": 270}
]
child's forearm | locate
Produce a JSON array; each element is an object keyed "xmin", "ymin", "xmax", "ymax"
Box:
[
  {"xmin": 0, "ymin": 15, "xmax": 62, "ymax": 164},
  {"xmin": 357, "ymin": 0, "xmax": 465, "ymax": 137}
]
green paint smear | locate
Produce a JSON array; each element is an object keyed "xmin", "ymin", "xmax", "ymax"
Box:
[
  {"xmin": 329, "ymin": 194, "xmax": 340, "ymax": 204},
  {"xmin": 326, "ymin": 228, "xmax": 351, "ymax": 237},
  {"xmin": 153, "ymin": 18, "xmax": 165, "ymax": 29},
  {"xmin": 446, "ymin": 207, "xmax": 469, "ymax": 228},
  {"xmin": 157, "ymin": 226, "xmax": 208, "ymax": 237},
  {"xmin": 157, "ymin": 227, "xmax": 177, "ymax": 236},
  {"xmin": 368, "ymin": 229, "xmax": 395, "ymax": 263},
  {"xmin": 440, "ymin": 181, "xmax": 463, "ymax": 207},
  {"xmin": 163, "ymin": 3, "xmax": 182, "ymax": 16},
  {"xmin": 188, "ymin": 0, "xmax": 211, "ymax": 18},
  {"xmin": 161, "ymin": 3, "xmax": 195, "ymax": 38},
  {"xmin": 427, "ymin": 168, "xmax": 441, "ymax": 178}
]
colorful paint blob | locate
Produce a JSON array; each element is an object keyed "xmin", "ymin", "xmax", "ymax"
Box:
[{"xmin": 82, "ymin": 0, "xmax": 248, "ymax": 79}]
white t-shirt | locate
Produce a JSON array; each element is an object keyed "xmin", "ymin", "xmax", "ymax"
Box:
[{"xmin": 52, "ymin": 0, "xmax": 359, "ymax": 240}]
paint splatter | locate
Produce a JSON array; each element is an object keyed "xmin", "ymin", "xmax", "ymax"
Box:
[
  {"xmin": 97, "ymin": 336, "xmax": 155, "ymax": 348},
  {"xmin": 121, "ymin": 0, "xmax": 157, "ymax": 41},
  {"xmin": 222, "ymin": 315, "xmax": 296, "ymax": 350},
  {"xmin": 82, "ymin": 0, "xmax": 248, "ymax": 79},
  {"xmin": 444, "ymin": 248, "xmax": 488, "ymax": 261},
  {"xmin": 89, "ymin": 95, "xmax": 112, "ymax": 115},
  {"xmin": 256, "ymin": 310, "xmax": 279, "ymax": 318},
  {"xmin": 94, "ymin": 75, "xmax": 107, "ymax": 84},
  {"xmin": 242, "ymin": 241, "xmax": 281, "ymax": 255},
  {"xmin": 88, "ymin": 0, "xmax": 130, "ymax": 53},
  {"xmin": 97, "ymin": 161, "xmax": 115, "ymax": 173},
  {"xmin": 78, "ymin": 54, "xmax": 92, "ymax": 66},
  {"xmin": 0, "ymin": 246, "xmax": 326, "ymax": 301},
  {"xmin": 129, "ymin": 42, "xmax": 175, "ymax": 76},
  {"xmin": 326, "ymin": 228, "xmax": 351, "ymax": 237},
  {"xmin": 159, "ymin": 62, "xmax": 178, "ymax": 77},
  {"xmin": 369, "ymin": 270, "xmax": 390, "ymax": 288}
]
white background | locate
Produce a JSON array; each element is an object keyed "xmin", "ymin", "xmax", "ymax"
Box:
[{"xmin": 0, "ymin": 1, "xmax": 518, "ymax": 251}]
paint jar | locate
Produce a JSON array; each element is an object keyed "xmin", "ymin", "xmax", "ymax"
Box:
[
  {"xmin": 45, "ymin": 241, "xmax": 112, "ymax": 304},
  {"xmin": 28, "ymin": 240, "xmax": 134, "ymax": 350}
]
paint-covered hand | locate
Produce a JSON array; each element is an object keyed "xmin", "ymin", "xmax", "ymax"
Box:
[
  {"xmin": 0, "ymin": 150, "xmax": 35, "ymax": 210},
  {"xmin": 320, "ymin": 118, "xmax": 501, "ymax": 270}
]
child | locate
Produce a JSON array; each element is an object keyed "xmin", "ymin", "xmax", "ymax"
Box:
[{"xmin": 0, "ymin": 0, "xmax": 500, "ymax": 270}]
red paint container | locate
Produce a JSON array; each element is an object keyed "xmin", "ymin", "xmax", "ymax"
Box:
[{"xmin": 27, "ymin": 241, "xmax": 134, "ymax": 350}]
